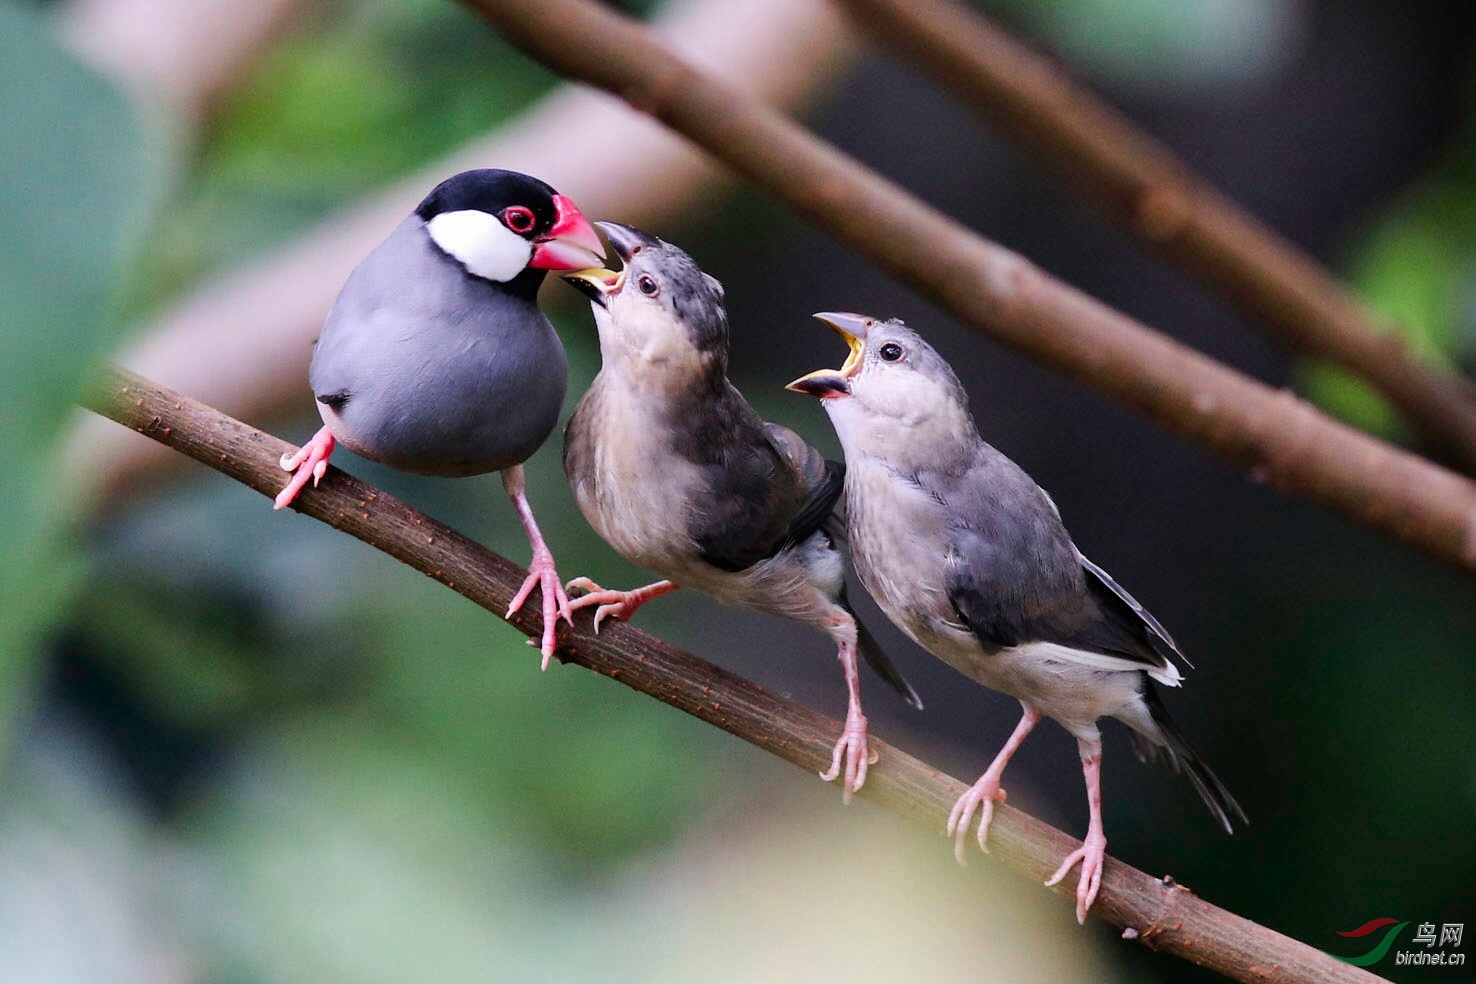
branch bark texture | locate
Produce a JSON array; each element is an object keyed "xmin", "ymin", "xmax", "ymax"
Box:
[
  {"xmin": 82, "ymin": 363, "xmax": 1381, "ymax": 984},
  {"xmin": 834, "ymin": 0, "xmax": 1476, "ymax": 473},
  {"xmin": 459, "ymin": 0, "xmax": 1476, "ymax": 574}
]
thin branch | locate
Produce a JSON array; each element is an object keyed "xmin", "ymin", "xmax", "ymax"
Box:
[
  {"xmin": 459, "ymin": 0, "xmax": 1476, "ymax": 573},
  {"xmin": 81, "ymin": 362, "xmax": 1380, "ymax": 984},
  {"xmin": 833, "ymin": 0, "xmax": 1476, "ymax": 474}
]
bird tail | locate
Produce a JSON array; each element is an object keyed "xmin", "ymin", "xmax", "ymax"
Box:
[
  {"xmin": 1135, "ymin": 683, "xmax": 1246, "ymax": 834},
  {"xmin": 841, "ymin": 584, "xmax": 923, "ymax": 710}
]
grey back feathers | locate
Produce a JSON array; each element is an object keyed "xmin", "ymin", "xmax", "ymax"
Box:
[{"xmin": 934, "ymin": 444, "xmax": 1180, "ymax": 677}]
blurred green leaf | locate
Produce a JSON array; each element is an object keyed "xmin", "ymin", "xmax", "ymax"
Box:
[
  {"xmin": 1300, "ymin": 181, "xmax": 1473, "ymax": 435},
  {"xmin": 986, "ymin": 0, "xmax": 1298, "ymax": 92},
  {"xmin": 0, "ymin": 4, "xmax": 160, "ymax": 751},
  {"xmin": 363, "ymin": 575, "xmax": 729, "ymax": 864}
]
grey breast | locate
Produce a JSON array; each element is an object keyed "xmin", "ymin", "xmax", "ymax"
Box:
[{"xmin": 309, "ymin": 216, "xmax": 568, "ymax": 476}]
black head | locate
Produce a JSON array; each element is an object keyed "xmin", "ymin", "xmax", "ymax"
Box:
[{"xmin": 414, "ymin": 169, "xmax": 603, "ymax": 293}]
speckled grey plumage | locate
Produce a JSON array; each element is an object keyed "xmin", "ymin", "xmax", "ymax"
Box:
[{"xmin": 309, "ymin": 214, "xmax": 567, "ymax": 477}]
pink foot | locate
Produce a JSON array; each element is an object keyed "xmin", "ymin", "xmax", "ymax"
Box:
[
  {"xmin": 947, "ymin": 775, "xmax": 1006, "ymax": 864},
  {"xmin": 1045, "ymin": 736, "xmax": 1108, "ymax": 923},
  {"xmin": 944, "ymin": 705, "xmax": 1040, "ymax": 865},
  {"xmin": 501, "ymin": 465, "xmax": 572, "ymax": 670},
  {"xmin": 819, "ymin": 702, "xmax": 874, "ymax": 805},
  {"xmin": 817, "ymin": 633, "xmax": 876, "ymax": 805},
  {"xmin": 507, "ymin": 546, "xmax": 572, "ymax": 671},
  {"xmin": 1045, "ymin": 831, "xmax": 1107, "ymax": 924},
  {"xmin": 274, "ymin": 426, "xmax": 335, "ymax": 509},
  {"xmin": 565, "ymin": 577, "xmax": 676, "ymax": 632}
]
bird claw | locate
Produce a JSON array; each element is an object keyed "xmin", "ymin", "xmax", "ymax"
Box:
[
  {"xmin": 508, "ymin": 549, "xmax": 572, "ymax": 670},
  {"xmin": 1045, "ymin": 832, "xmax": 1107, "ymax": 924},
  {"xmin": 946, "ymin": 775, "xmax": 1007, "ymax": 865},
  {"xmin": 274, "ymin": 427, "xmax": 335, "ymax": 510},
  {"xmin": 565, "ymin": 578, "xmax": 674, "ymax": 633},
  {"xmin": 819, "ymin": 707, "xmax": 870, "ymax": 804}
]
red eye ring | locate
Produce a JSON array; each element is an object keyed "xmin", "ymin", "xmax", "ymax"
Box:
[{"xmin": 503, "ymin": 206, "xmax": 536, "ymax": 234}]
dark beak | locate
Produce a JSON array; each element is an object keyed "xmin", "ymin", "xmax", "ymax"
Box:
[
  {"xmin": 562, "ymin": 268, "xmax": 621, "ymax": 308},
  {"xmin": 786, "ymin": 372, "xmax": 850, "ymax": 398},
  {"xmin": 786, "ymin": 311, "xmax": 874, "ymax": 398},
  {"xmin": 595, "ymin": 221, "xmax": 660, "ymax": 264}
]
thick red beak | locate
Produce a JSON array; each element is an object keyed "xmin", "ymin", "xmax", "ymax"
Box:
[{"xmin": 530, "ymin": 195, "xmax": 606, "ymax": 271}]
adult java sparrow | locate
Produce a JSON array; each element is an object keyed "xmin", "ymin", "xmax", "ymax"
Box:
[
  {"xmin": 561, "ymin": 225, "xmax": 921, "ymax": 802},
  {"xmin": 275, "ymin": 169, "xmax": 604, "ymax": 664},
  {"xmin": 788, "ymin": 313, "xmax": 1244, "ymax": 922}
]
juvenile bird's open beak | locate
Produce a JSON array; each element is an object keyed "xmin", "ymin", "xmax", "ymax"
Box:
[
  {"xmin": 530, "ymin": 195, "xmax": 606, "ymax": 271},
  {"xmin": 786, "ymin": 312, "xmax": 874, "ymax": 398},
  {"xmin": 559, "ymin": 220, "xmax": 659, "ymax": 305},
  {"xmin": 596, "ymin": 221, "xmax": 660, "ymax": 263},
  {"xmin": 563, "ymin": 267, "xmax": 621, "ymax": 308}
]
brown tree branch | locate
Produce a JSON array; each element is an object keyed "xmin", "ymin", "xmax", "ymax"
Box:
[
  {"xmin": 459, "ymin": 0, "xmax": 1476, "ymax": 573},
  {"xmin": 833, "ymin": 0, "xmax": 1476, "ymax": 474},
  {"xmin": 81, "ymin": 362, "xmax": 1380, "ymax": 984}
]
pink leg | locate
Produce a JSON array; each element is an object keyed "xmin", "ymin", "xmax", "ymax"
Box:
[
  {"xmin": 501, "ymin": 465, "xmax": 573, "ymax": 670},
  {"xmin": 947, "ymin": 705, "xmax": 1040, "ymax": 863},
  {"xmin": 274, "ymin": 426, "xmax": 336, "ymax": 510},
  {"xmin": 1045, "ymin": 737, "xmax": 1108, "ymax": 924},
  {"xmin": 565, "ymin": 577, "xmax": 678, "ymax": 632},
  {"xmin": 818, "ymin": 617, "xmax": 874, "ymax": 804}
]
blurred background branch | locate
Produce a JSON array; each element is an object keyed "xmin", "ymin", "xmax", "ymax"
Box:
[
  {"xmin": 82, "ymin": 362, "xmax": 1382, "ymax": 984},
  {"xmin": 60, "ymin": 0, "xmax": 309, "ymax": 125},
  {"xmin": 462, "ymin": 0, "xmax": 1476, "ymax": 573},
  {"xmin": 833, "ymin": 0, "xmax": 1476, "ymax": 475}
]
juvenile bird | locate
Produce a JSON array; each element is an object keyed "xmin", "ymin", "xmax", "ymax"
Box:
[
  {"xmin": 788, "ymin": 313, "xmax": 1244, "ymax": 922},
  {"xmin": 562, "ymin": 225, "xmax": 920, "ymax": 801},
  {"xmin": 275, "ymin": 168, "xmax": 605, "ymax": 664}
]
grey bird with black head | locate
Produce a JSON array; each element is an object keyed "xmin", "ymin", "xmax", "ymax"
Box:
[
  {"xmin": 789, "ymin": 313, "xmax": 1244, "ymax": 923},
  {"xmin": 273, "ymin": 168, "xmax": 606, "ymax": 663},
  {"xmin": 562, "ymin": 224, "xmax": 921, "ymax": 802}
]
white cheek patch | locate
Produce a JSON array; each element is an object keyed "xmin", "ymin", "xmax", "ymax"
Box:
[{"xmin": 425, "ymin": 209, "xmax": 532, "ymax": 283}]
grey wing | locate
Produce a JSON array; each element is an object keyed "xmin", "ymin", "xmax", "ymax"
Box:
[
  {"xmin": 939, "ymin": 453, "xmax": 1177, "ymax": 678},
  {"xmin": 689, "ymin": 418, "xmax": 841, "ymax": 573},
  {"xmin": 944, "ymin": 524, "xmax": 1061, "ymax": 651},
  {"xmin": 306, "ymin": 283, "xmax": 365, "ymax": 408},
  {"xmin": 764, "ymin": 422, "xmax": 845, "ymax": 554},
  {"xmin": 1076, "ymin": 550, "xmax": 1190, "ymax": 669},
  {"xmin": 307, "ymin": 218, "xmax": 416, "ymax": 406}
]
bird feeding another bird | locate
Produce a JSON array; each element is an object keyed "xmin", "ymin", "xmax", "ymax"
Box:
[
  {"xmin": 789, "ymin": 312, "xmax": 1245, "ymax": 922},
  {"xmin": 559, "ymin": 223, "xmax": 921, "ymax": 803},
  {"xmin": 273, "ymin": 169, "xmax": 605, "ymax": 664}
]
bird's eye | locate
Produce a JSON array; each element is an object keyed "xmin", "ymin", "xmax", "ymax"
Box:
[
  {"xmin": 502, "ymin": 206, "xmax": 536, "ymax": 234},
  {"xmin": 637, "ymin": 274, "xmax": 659, "ymax": 296},
  {"xmin": 879, "ymin": 342, "xmax": 904, "ymax": 362}
]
